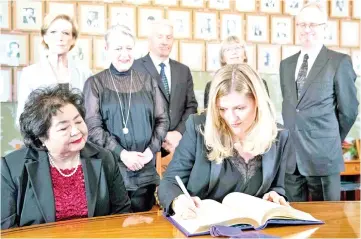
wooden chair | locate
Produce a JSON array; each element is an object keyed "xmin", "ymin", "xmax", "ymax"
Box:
[{"xmin": 156, "ymin": 152, "xmax": 174, "ymax": 178}]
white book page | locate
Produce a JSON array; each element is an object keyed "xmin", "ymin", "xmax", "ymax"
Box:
[{"xmin": 222, "ymin": 192, "xmax": 284, "ymax": 225}]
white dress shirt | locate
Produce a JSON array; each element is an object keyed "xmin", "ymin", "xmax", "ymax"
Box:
[
  {"xmin": 295, "ymin": 44, "xmax": 323, "ymax": 80},
  {"xmin": 149, "ymin": 53, "xmax": 172, "ymax": 91}
]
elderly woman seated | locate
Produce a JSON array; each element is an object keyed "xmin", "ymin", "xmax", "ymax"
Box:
[{"xmin": 1, "ymin": 86, "xmax": 131, "ymax": 229}]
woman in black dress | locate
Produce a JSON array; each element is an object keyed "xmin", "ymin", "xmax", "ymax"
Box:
[{"xmin": 83, "ymin": 25, "xmax": 169, "ymax": 212}]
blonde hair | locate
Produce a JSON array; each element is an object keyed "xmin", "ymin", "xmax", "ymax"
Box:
[
  {"xmin": 105, "ymin": 25, "xmax": 135, "ymax": 46},
  {"xmin": 41, "ymin": 13, "xmax": 78, "ymax": 51},
  {"xmin": 219, "ymin": 36, "xmax": 247, "ymax": 66},
  {"xmin": 204, "ymin": 64, "xmax": 278, "ymax": 163},
  {"xmin": 296, "ymin": 2, "xmax": 328, "ymax": 24}
]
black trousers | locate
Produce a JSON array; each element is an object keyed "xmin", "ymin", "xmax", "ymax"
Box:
[
  {"xmin": 128, "ymin": 184, "xmax": 156, "ymax": 212},
  {"xmin": 285, "ymin": 166, "xmax": 341, "ymax": 202}
]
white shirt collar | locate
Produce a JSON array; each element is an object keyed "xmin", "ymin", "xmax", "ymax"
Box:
[
  {"xmin": 149, "ymin": 52, "xmax": 170, "ymax": 68},
  {"xmin": 300, "ymin": 44, "xmax": 323, "ymax": 60}
]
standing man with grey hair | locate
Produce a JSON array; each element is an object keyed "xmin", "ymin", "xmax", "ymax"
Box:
[
  {"xmin": 133, "ymin": 19, "xmax": 198, "ymax": 155},
  {"xmin": 280, "ymin": 3, "xmax": 358, "ymax": 201}
]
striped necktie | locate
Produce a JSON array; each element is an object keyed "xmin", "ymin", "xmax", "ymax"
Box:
[
  {"xmin": 159, "ymin": 63, "xmax": 170, "ymax": 97},
  {"xmin": 296, "ymin": 54, "xmax": 309, "ymax": 100}
]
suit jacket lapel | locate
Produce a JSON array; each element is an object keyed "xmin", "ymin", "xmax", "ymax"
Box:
[
  {"xmin": 80, "ymin": 144, "xmax": 102, "ymax": 217},
  {"xmin": 25, "ymin": 150, "xmax": 55, "ymax": 223},
  {"xmin": 169, "ymin": 59, "xmax": 179, "ymax": 105},
  {"xmin": 297, "ymin": 46, "xmax": 329, "ymax": 105},
  {"xmin": 256, "ymin": 144, "xmax": 276, "ymax": 197},
  {"xmin": 285, "ymin": 53, "xmax": 299, "ymax": 106},
  {"xmin": 143, "ymin": 54, "xmax": 169, "ymax": 102}
]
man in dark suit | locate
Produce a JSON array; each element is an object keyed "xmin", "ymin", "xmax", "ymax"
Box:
[
  {"xmin": 280, "ymin": 3, "xmax": 358, "ymax": 201},
  {"xmin": 133, "ymin": 19, "xmax": 198, "ymax": 155}
]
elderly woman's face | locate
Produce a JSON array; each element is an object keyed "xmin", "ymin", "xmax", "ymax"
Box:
[
  {"xmin": 43, "ymin": 19, "xmax": 74, "ymax": 55},
  {"xmin": 43, "ymin": 104, "xmax": 88, "ymax": 155},
  {"xmin": 217, "ymin": 91, "xmax": 256, "ymax": 138},
  {"xmin": 106, "ymin": 32, "xmax": 135, "ymax": 72},
  {"xmin": 222, "ymin": 43, "xmax": 246, "ymax": 65}
]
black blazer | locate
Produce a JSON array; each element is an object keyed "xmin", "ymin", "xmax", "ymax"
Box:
[
  {"xmin": 280, "ymin": 45, "xmax": 358, "ymax": 176},
  {"xmin": 133, "ymin": 54, "xmax": 198, "ymax": 134},
  {"xmin": 1, "ymin": 142, "xmax": 131, "ymax": 229},
  {"xmin": 158, "ymin": 114, "xmax": 293, "ymax": 214}
]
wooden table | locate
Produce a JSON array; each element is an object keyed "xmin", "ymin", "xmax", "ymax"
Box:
[{"xmin": 1, "ymin": 202, "xmax": 359, "ymax": 238}]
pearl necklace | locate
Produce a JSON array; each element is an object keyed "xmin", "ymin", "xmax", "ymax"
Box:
[{"xmin": 48, "ymin": 152, "xmax": 80, "ymax": 177}]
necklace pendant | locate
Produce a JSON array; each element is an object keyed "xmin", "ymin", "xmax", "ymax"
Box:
[{"xmin": 123, "ymin": 127, "xmax": 129, "ymax": 134}]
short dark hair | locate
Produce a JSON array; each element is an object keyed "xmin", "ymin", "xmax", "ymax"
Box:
[{"xmin": 19, "ymin": 86, "xmax": 85, "ymax": 150}]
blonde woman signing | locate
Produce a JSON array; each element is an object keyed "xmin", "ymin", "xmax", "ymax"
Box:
[
  {"xmin": 158, "ymin": 64, "xmax": 293, "ymax": 218},
  {"xmin": 16, "ymin": 13, "xmax": 92, "ymax": 126},
  {"xmin": 203, "ymin": 36, "xmax": 269, "ymax": 109}
]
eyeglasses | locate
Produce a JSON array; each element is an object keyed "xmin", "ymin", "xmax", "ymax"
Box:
[
  {"xmin": 223, "ymin": 45, "xmax": 244, "ymax": 53},
  {"xmin": 296, "ymin": 23, "xmax": 326, "ymax": 30}
]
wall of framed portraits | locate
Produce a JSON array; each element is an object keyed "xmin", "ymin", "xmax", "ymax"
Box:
[{"xmin": 0, "ymin": 0, "xmax": 360, "ymax": 155}]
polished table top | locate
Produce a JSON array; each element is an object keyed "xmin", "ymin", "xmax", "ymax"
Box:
[{"xmin": 1, "ymin": 201, "xmax": 360, "ymax": 238}]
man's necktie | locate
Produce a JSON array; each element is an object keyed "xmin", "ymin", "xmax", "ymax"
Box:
[
  {"xmin": 296, "ymin": 54, "xmax": 309, "ymax": 100},
  {"xmin": 159, "ymin": 63, "xmax": 170, "ymax": 97}
]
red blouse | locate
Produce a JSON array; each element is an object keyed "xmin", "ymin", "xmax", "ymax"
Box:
[{"xmin": 50, "ymin": 165, "xmax": 88, "ymax": 221}]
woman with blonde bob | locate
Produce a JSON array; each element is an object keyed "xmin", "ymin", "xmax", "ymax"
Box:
[
  {"xmin": 16, "ymin": 13, "xmax": 92, "ymax": 126},
  {"xmin": 158, "ymin": 64, "xmax": 293, "ymax": 219},
  {"xmin": 203, "ymin": 35, "xmax": 269, "ymax": 108}
]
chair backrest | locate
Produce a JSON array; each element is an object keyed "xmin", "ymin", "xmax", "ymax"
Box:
[{"xmin": 156, "ymin": 152, "xmax": 174, "ymax": 178}]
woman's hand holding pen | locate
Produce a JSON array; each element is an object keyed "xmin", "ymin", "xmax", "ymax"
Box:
[{"xmin": 172, "ymin": 194, "xmax": 202, "ymax": 219}]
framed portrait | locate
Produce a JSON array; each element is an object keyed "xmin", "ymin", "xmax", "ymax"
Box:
[
  {"xmin": 271, "ymin": 16, "xmax": 293, "ymax": 45},
  {"xmin": 180, "ymin": 0, "xmax": 206, "ymax": 8},
  {"xmin": 257, "ymin": 44, "xmax": 281, "ymax": 74},
  {"xmin": 260, "ymin": 0, "xmax": 282, "ymax": 14},
  {"xmin": 13, "ymin": 1, "xmax": 43, "ymax": 31},
  {"xmin": 30, "ymin": 34, "xmax": 46, "ymax": 64},
  {"xmin": 324, "ymin": 19, "xmax": 339, "ymax": 47},
  {"xmin": 179, "ymin": 41, "xmax": 205, "ymax": 71},
  {"xmin": 93, "ymin": 37, "xmax": 111, "ymax": 70},
  {"xmin": 194, "ymin": 11, "xmax": 218, "ymax": 40},
  {"xmin": 153, "ymin": 0, "xmax": 178, "ymax": 6},
  {"xmin": 306, "ymin": 0, "xmax": 328, "ymax": 14},
  {"xmin": 351, "ymin": 50, "xmax": 361, "ymax": 76},
  {"xmin": 340, "ymin": 20, "xmax": 360, "ymax": 47},
  {"xmin": 235, "ymin": 0, "xmax": 256, "ymax": 12},
  {"xmin": 0, "ymin": 67, "xmax": 12, "ymax": 102},
  {"xmin": 220, "ymin": 13, "xmax": 243, "ymax": 40},
  {"xmin": 167, "ymin": 9, "xmax": 192, "ymax": 39},
  {"xmin": 0, "ymin": 1, "xmax": 11, "ymax": 30},
  {"xmin": 78, "ymin": 3, "xmax": 106, "ymax": 35},
  {"xmin": 69, "ymin": 37, "xmax": 93, "ymax": 69},
  {"xmin": 281, "ymin": 45, "xmax": 301, "ymax": 60},
  {"xmin": 329, "ymin": 47, "xmax": 351, "ymax": 55},
  {"xmin": 246, "ymin": 15, "xmax": 269, "ymax": 43},
  {"xmin": 353, "ymin": 0, "xmax": 361, "ymax": 19},
  {"xmin": 208, "ymin": 0, "xmax": 231, "ymax": 10},
  {"xmin": 108, "ymin": 5, "xmax": 136, "ymax": 34},
  {"xmin": 46, "ymin": 2, "xmax": 76, "ymax": 17},
  {"xmin": 138, "ymin": 7, "xmax": 164, "ymax": 38},
  {"xmin": 123, "ymin": 0, "xmax": 151, "ymax": 5},
  {"xmin": 170, "ymin": 40, "xmax": 179, "ymax": 61},
  {"xmin": 244, "ymin": 44, "xmax": 257, "ymax": 70},
  {"xmin": 283, "ymin": 0, "xmax": 304, "ymax": 15},
  {"xmin": 206, "ymin": 42, "xmax": 221, "ymax": 72},
  {"xmin": 13, "ymin": 67, "xmax": 23, "ymax": 102},
  {"xmin": 134, "ymin": 38, "xmax": 149, "ymax": 59},
  {"xmin": 0, "ymin": 33, "xmax": 29, "ymax": 67},
  {"xmin": 330, "ymin": 0, "xmax": 350, "ymax": 18}
]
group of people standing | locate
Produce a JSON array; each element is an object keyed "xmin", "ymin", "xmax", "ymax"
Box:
[{"xmin": 1, "ymin": 2, "xmax": 358, "ymax": 229}]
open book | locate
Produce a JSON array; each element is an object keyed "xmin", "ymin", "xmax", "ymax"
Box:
[{"xmin": 165, "ymin": 192, "xmax": 323, "ymax": 237}]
